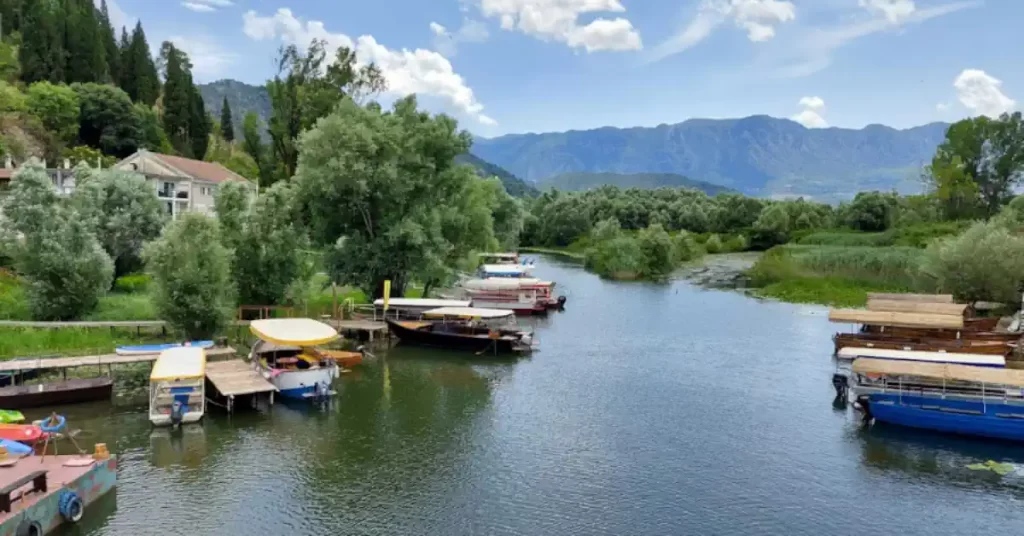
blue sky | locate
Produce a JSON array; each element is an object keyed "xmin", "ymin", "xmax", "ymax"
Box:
[{"xmin": 106, "ymin": 0, "xmax": 1019, "ymax": 136}]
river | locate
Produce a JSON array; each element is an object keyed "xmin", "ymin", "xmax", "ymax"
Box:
[{"xmin": 41, "ymin": 255, "xmax": 1024, "ymax": 535}]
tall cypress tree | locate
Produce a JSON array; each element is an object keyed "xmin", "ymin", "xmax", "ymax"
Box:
[
  {"xmin": 19, "ymin": 0, "xmax": 63, "ymax": 83},
  {"xmin": 220, "ymin": 97, "xmax": 234, "ymax": 142},
  {"xmin": 190, "ymin": 87, "xmax": 210, "ymax": 159},
  {"xmin": 64, "ymin": 0, "xmax": 107, "ymax": 83},
  {"xmin": 0, "ymin": 0, "xmax": 20, "ymax": 37},
  {"xmin": 98, "ymin": 0, "xmax": 120, "ymax": 83},
  {"xmin": 162, "ymin": 42, "xmax": 192, "ymax": 155},
  {"xmin": 122, "ymin": 22, "xmax": 158, "ymax": 104}
]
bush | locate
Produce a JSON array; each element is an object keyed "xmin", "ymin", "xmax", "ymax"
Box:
[
  {"xmin": 113, "ymin": 273, "xmax": 151, "ymax": 294},
  {"xmin": 704, "ymin": 234, "xmax": 723, "ymax": 254},
  {"xmin": 920, "ymin": 220, "xmax": 1024, "ymax": 304},
  {"xmin": 674, "ymin": 232, "xmax": 702, "ymax": 263},
  {"xmin": 723, "ymin": 234, "xmax": 749, "ymax": 252},
  {"xmin": 144, "ymin": 213, "xmax": 234, "ymax": 339},
  {"xmin": 845, "ymin": 191, "xmax": 897, "ymax": 232},
  {"xmin": 798, "ymin": 231, "xmax": 891, "ymax": 247},
  {"xmin": 637, "ymin": 224, "xmax": 676, "ymax": 277},
  {"xmin": 585, "ymin": 235, "xmax": 645, "ymax": 280}
]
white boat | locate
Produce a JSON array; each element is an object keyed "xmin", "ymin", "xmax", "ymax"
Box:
[
  {"xmin": 836, "ymin": 346, "xmax": 1006, "ymax": 368},
  {"xmin": 460, "ymin": 278, "xmax": 557, "ymax": 315},
  {"xmin": 372, "ymin": 298, "xmax": 471, "ymax": 319},
  {"xmin": 249, "ymin": 319, "xmax": 340, "ymax": 401},
  {"xmin": 479, "ymin": 264, "xmax": 533, "ymax": 278},
  {"xmin": 149, "ymin": 347, "xmax": 206, "ymax": 427},
  {"xmin": 478, "ymin": 252, "xmax": 521, "ymax": 264}
]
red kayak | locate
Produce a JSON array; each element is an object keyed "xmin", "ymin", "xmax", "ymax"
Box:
[{"xmin": 0, "ymin": 424, "xmax": 44, "ymax": 443}]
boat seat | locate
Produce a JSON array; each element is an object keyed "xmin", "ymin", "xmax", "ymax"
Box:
[{"xmin": 0, "ymin": 470, "xmax": 47, "ymax": 513}]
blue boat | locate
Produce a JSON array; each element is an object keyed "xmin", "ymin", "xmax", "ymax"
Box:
[
  {"xmin": 851, "ymin": 357, "xmax": 1024, "ymax": 442},
  {"xmin": 116, "ymin": 340, "xmax": 214, "ymax": 356}
]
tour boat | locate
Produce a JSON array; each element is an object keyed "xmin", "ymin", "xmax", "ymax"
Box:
[
  {"xmin": 849, "ymin": 357, "xmax": 1024, "ymax": 442},
  {"xmin": 460, "ymin": 278, "xmax": 564, "ymax": 314},
  {"xmin": 149, "ymin": 347, "xmax": 206, "ymax": 427},
  {"xmin": 478, "ymin": 252, "xmax": 522, "ymax": 265},
  {"xmin": 385, "ymin": 307, "xmax": 533, "ymax": 354},
  {"xmin": 249, "ymin": 318, "xmax": 340, "ymax": 400}
]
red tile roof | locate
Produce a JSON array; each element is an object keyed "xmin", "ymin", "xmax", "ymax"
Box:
[{"xmin": 151, "ymin": 153, "xmax": 250, "ymax": 184}]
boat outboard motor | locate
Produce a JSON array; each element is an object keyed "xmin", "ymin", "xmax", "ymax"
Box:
[
  {"xmin": 556, "ymin": 295, "xmax": 567, "ymax": 311},
  {"xmin": 831, "ymin": 373, "xmax": 849, "ymax": 400},
  {"xmin": 853, "ymin": 394, "xmax": 874, "ymax": 423},
  {"xmin": 315, "ymin": 381, "xmax": 330, "ymax": 400},
  {"xmin": 170, "ymin": 401, "xmax": 185, "ymax": 427}
]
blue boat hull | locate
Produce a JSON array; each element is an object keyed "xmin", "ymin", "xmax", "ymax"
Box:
[{"xmin": 863, "ymin": 393, "xmax": 1024, "ymax": 442}]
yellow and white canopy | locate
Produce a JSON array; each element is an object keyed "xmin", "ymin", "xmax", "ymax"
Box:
[
  {"xmin": 151, "ymin": 347, "xmax": 206, "ymax": 381},
  {"xmin": 249, "ymin": 318, "xmax": 339, "ymax": 346}
]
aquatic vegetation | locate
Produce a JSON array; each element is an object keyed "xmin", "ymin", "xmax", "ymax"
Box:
[{"xmin": 967, "ymin": 460, "xmax": 1016, "ymax": 476}]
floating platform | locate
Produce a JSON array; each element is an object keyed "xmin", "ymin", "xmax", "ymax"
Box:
[
  {"xmin": 0, "ymin": 454, "xmax": 116, "ymax": 535},
  {"xmin": 204, "ymin": 360, "xmax": 277, "ymax": 412},
  {"xmin": 328, "ymin": 319, "xmax": 388, "ymax": 344}
]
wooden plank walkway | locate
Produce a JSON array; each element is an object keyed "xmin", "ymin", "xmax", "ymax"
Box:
[
  {"xmin": 0, "ymin": 320, "xmax": 168, "ymax": 329},
  {"xmin": 205, "ymin": 360, "xmax": 277, "ymax": 397},
  {"xmin": 0, "ymin": 347, "xmax": 237, "ymax": 372}
]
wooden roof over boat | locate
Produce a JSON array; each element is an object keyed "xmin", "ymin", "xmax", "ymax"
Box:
[
  {"xmin": 828, "ymin": 309, "xmax": 964, "ymax": 330},
  {"xmin": 865, "ymin": 299, "xmax": 970, "ymax": 317},
  {"xmin": 837, "ymin": 347, "xmax": 1005, "ymax": 368},
  {"xmin": 866, "ymin": 292, "xmax": 954, "ymax": 303},
  {"xmin": 852, "ymin": 357, "xmax": 1024, "ymax": 387}
]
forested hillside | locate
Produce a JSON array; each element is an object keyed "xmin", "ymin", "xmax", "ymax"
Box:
[{"xmin": 539, "ymin": 171, "xmax": 735, "ymax": 195}]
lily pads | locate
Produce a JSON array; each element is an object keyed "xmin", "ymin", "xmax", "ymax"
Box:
[{"xmin": 967, "ymin": 460, "xmax": 1016, "ymax": 476}]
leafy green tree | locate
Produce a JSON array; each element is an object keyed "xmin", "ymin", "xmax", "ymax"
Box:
[
  {"xmin": 18, "ymin": 0, "xmax": 63, "ymax": 83},
  {"xmin": 144, "ymin": 213, "xmax": 234, "ymax": 339},
  {"xmin": 293, "ymin": 96, "xmax": 481, "ymax": 298},
  {"xmin": 220, "ymin": 96, "xmax": 234, "ymax": 142},
  {"xmin": 674, "ymin": 232, "xmax": 702, "ymax": 262},
  {"xmin": 0, "ymin": 80, "xmax": 26, "ymax": 113},
  {"xmin": 71, "ymin": 167, "xmax": 165, "ymax": 276},
  {"xmin": 591, "ymin": 217, "xmax": 622, "ymax": 242},
  {"xmin": 267, "ymin": 40, "xmax": 386, "ymax": 179},
  {"xmin": 205, "ymin": 133, "xmax": 259, "ymax": 182},
  {"xmin": 0, "ymin": 39, "xmax": 19, "ymax": 82},
  {"xmin": 72, "ymin": 82, "xmax": 142, "ymax": 157},
  {"xmin": 845, "ymin": 191, "xmax": 896, "ymax": 232},
  {"xmin": 0, "ymin": 162, "xmax": 113, "ymax": 320},
  {"xmin": 134, "ymin": 104, "xmax": 172, "ymax": 153},
  {"xmin": 704, "ymin": 234, "xmax": 723, "ymax": 254},
  {"xmin": 61, "ymin": 145, "xmax": 116, "ymax": 168},
  {"xmin": 713, "ymin": 194, "xmax": 764, "ymax": 233},
  {"xmin": 213, "ymin": 180, "xmax": 249, "ymax": 250},
  {"xmin": 637, "ymin": 224, "xmax": 676, "ymax": 277},
  {"xmin": 160, "ymin": 42, "xmax": 192, "ymax": 154},
  {"xmin": 25, "ymin": 81, "xmax": 80, "ymax": 143},
  {"xmin": 921, "ymin": 220, "xmax": 1024, "ymax": 303},
  {"xmin": 585, "ymin": 235, "xmax": 645, "ymax": 280},
  {"xmin": 931, "ymin": 113, "xmax": 1024, "ymax": 217},
  {"xmin": 242, "ymin": 111, "xmax": 274, "ymax": 186},
  {"xmin": 228, "ymin": 182, "xmax": 305, "ymax": 305},
  {"xmin": 927, "ymin": 154, "xmax": 980, "ymax": 220},
  {"xmin": 751, "ymin": 203, "xmax": 792, "ymax": 248},
  {"xmin": 63, "ymin": 0, "xmax": 107, "ymax": 83}
]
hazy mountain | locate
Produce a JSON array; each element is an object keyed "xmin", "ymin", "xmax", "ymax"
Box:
[
  {"xmin": 199, "ymin": 80, "xmax": 272, "ymax": 141},
  {"xmin": 539, "ymin": 172, "xmax": 735, "ymax": 195},
  {"xmin": 471, "ymin": 116, "xmax": 950, "ymax": 199},
  {"xmin": 455, "ymin": 153, "xmax": 538, "ymax": 197}
]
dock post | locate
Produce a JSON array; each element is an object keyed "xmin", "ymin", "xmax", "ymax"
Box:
[{"xmin": 228, "ymin": 395, "xmax": 234, "ymax": 413}]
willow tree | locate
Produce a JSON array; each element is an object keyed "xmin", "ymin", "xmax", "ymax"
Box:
[{"xmin": 293, "ymin": 96, "xmax": 488, "ymax": 298}]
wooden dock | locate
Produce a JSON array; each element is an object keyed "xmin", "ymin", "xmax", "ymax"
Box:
[
  {"xmin": 204, "ymin": 360, "xmax": 277, "ymax": 411},
  {"xmin": 0, "ymin": 347, "xmax": 237, "ymax": 372},
  {"xmin": 328, "ymin": 319, "xmax": 389, "ymax": 343}
]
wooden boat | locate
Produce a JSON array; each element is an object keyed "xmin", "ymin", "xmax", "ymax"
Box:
[
  {"xmin": 314, "ymin": 349, "xmax": 364, "ymax": 369},
  {"xmin": 386, "ymin": 307, "xmax": 532, "ymax": 354},
  {"xmin": 861, "ymin": 325, "xmax": 1017, "ymax": 341},
  {"xmin": 372, "ymin": 298, "xmax": 471, "ymax": 319},
  {"xmin": 836, "ymin": 347, "xmax": 1006, "ymax": 368},
  {"xmin": 850, "ymin": 357, "xmax": 1024, "ymax": 442},
  {"xmin": 149, "ymin": 347, "xmax": 206, "ymax": 427},
  {"xmin": 0, "ymin": 424, "xmax": 44, "ymax": 443},
  {"xmin": 0, "ymin": 378, "xmax": 113, "ymax": 409},
  {"xmin": 833, "ymin": 333, "xmax": 1013, "ymax": 356}
]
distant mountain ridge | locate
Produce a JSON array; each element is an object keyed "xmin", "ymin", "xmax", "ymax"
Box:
[
  {"xmin": 199, "ymin": 80, "xmax": 272, "ymax": 141},
  {"xmin": 539, "ymin": 172, "xmax": 735, "ymax": 195},
  {"xmin": 471, "ymin": 116, "xmax": 950, "ymax": 200},
  {"xmin": 454, "ymin": 153, "xmax": 538, "ymax": 197}
]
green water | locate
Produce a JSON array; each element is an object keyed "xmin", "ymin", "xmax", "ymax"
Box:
[{"xmin": 35, "ymin": 256, "xmax": 1024, "ymax": 535}]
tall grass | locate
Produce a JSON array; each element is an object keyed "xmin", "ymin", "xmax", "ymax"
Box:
[
  {"xmin": 86, "ymin": 293, "xmax": 159, "ymax": 321},
  {"xmin": 0, "ymin": 327, "xmax": 165, "ymax": 359},
  {"xmin": 0, "ymin": 270, "xmax": 29, "ymax": 320},
  {"xmin": 796, "ymin": 222, "xmax": 972, "ymax": 249}
]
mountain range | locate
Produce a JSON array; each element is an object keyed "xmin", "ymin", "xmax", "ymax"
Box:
[
  {"xmin": 539, "ymin": 172, "xmax": 734, "ymax": 195},
  {"xmin": 198, "ymin": 80, "xmax": 951, "ymax": 200}
]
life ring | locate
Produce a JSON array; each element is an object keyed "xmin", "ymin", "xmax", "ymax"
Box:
[
  {"xmin": 58, "ymin": 490, "xmax": 84, "ymax": 523},
  {"xmin": 15, "ymin": 519, "xmax": 42, "ymax": 536},
  {"xmin": 40, "ymin": 415, "xmax": 66, "ymax": 434}
]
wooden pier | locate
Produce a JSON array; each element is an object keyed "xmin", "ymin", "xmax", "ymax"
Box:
[
  {"xmin": 0, "ymin": 347, "xmax": 237, "ymax": 372},
  {"xmin": 204, "ymin": 360, "xmax": 277, "ymax": 412},
  {"xmin": 328, "ymin": 319, "xmax": 389, "ymax": 344}
]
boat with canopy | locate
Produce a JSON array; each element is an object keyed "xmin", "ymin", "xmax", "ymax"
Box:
[
  {"xmin": 372, "ymin": 298, "xmax": 471, "ymax": 319},
  {"xmin": 149, "ymin": 347, "xmax": 206, "ymax": 427},
  {"xmin": 385, "ymin": 307, "xmax": 533, "ymax": 354},
  {"xmin": 849, "ymin": 357, "xmax": 1024, "ymax": 441},
  {"xmin": 460, "ymin": 278, "xmax": 566, "ymax": 313},
  {"xmin": 249, "ymin": 319, "xmax": 340, "ymax": 400}
]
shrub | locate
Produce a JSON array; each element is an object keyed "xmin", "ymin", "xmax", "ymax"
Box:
[
  {"xmin": 113, "ymin": 273, "xmax": 151, "ymax": 294},
  {"xmin": 637, "ymin": 224, "xmax": 676, "ymax": 278},
  {"xmin": 845, "ymin": 191, "xmax": 898, "ymax": 232},
  {"xmin": 674, "ymin": 232, "xmax": 702, "ymax": 263},
  {"xmin": 704, "ymin": 234, "xmax": 723, "ymax": 254},
  {"xmin": 920, "ymin": 220, "xmax": 1024, "ymax": 304},
  {"xmin": 751, "ymin": 204, "xmax": 791, "ymax": 248},
  {"xmin": 798, "ymin": 231, "xmax": 891, "ymax": 247},
  {"xmin": 585, "ymin": 235, "xmax": 645, "ymax": 280},
  {"xmin": 723, "ymin": 234, "xmax": 749, "ymax": 252},
  {"xmin": 144, "ymin": 213, "xmax": 234, "ymax": 339}
]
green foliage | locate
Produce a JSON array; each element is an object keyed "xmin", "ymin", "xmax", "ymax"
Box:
[
  {"xmin": 86, "ymin": 292, "xmax": 157, "ymax": 321},
  {"xmin": 453, "ymin": 153, "xmax": 538, "ymax": 197},
  {"xmin": 294, "ymin": 96, "xmax": 488, "ymax": 298},
  {"xmin": 161, "ymin": 42, "xmax": 193, "ymax": 155},
  {"xmin": 0, "ymin": 39, "xmax": 19, "ymax": 82},
  {"xmin": 61, "ymin": 145, "xmax": 116, "ymax": 168},
  {"xmin": 241, "ymin": 111, "xmax": 273, "ymax": 186},
  {"xmin": 220, "ymin": 96, "xmax": 234, "ymax": 142},
  {"xmin": 18, "ymin": 0, "xmax": 63, "ymax": 84},
  {"xmin": 120, "ymin": 22, "xmax": 160, "ymax": 105},
  {"xmin": 205, "ymin": 132, "xmax": 259, "ymax": 182},
  {"xmin": 144, "ymin": 213, "xmax": 234, "ymax": 339},
  {"xmin": 72, "ymin": 83, "xmax": 141, "ymax": 157},
  {"xmin": 751, "ymin": 203, "xmax": 791, "ymax": 248},
  {"xmin": 920, "ymin": 220, "xmax": 1024, "ymax": 304},
  {"xmin": 267, "ymin": 39, "xmax": 386, "ymax": 179},
  {"xmin": 674, "ymin": 232, "xmax": 702, "ymax": 263},
  {"xmin": 0, "ymin": 270, "xmax": 29, "ymax": 320},
  {"xmin": 704, "ymin": 234, "xmax": 723, "ymax": 254},
  {"xmin": 637, "ymin": 224, "xmax": 676, "ymax": 277},
  {"xmin": 189, "ymin": 86, "xmax": 209, "ymax": 159},
  {"xmin": 63, "ymin": 0, "xmax": 107, "ymax": 84},
  {"xmin": 25, "ymin": 82, "xmax": 80, "ymax": 143},
  {"xmin": 723, "ymin": 234, "xmax": 749, "ymax": 252},
  {"xmin": 844, "ymin": 191, "xmax": 898, "ymax": 231},
  {"xmin": 584, "ymin": 235, "xmax": 645, "ymax": 280},
  {"xmin": 0, "ymin": 80, "xmax": 25, "ymax": 113},
  {"xmin": 113, "ymin": 273, "xmax": 151, "ymax": 294},
  {"xmin": 98, "ymin": 0, "xmax": 120, "ymax": 84},
  {"xmin": 134, "ymin": 104, "xmax": 171, "ymax": 153},
  {"xmin": 70, "ymin": 168, "xmax": 166, "ymax": 276}
]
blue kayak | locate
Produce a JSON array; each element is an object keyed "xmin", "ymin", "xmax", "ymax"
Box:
[
  {"xmin": 0, "ymin": 439, "xmax": 33, "ymax": 456},
  {"xmin": 116, "ymin": 341, "xmax": 215, "ymax": 356}
]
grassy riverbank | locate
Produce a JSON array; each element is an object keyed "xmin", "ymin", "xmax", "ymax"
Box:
[{"xmin": 519, "ymin": 246, "xmax": 585, "ymax": 260}]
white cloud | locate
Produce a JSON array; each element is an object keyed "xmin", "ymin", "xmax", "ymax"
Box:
[
  {"xmin": 243, "ymin": 9, "xmax": 495, "ymax": 126},
  {"xmin": 936, "ymin": 102, "xmax": 950, "ymax": 112},
  {"xmin": 181, "ymin": 0, "xmax": 233, "ymax": 12},
  {"xmin": 954, "ymin": 69, "xmax": 1016, "ymax": 118},
  {"xmin": 778, "ymin": 1, "xmax": 980, "ymax": 78},
  {"xmin": 648, "ymin": 0, "xmax": 795, "ymax": 62},
  {"xmin": 93, "ymin": 0, "xmax": 134, "ymax": 30},
  {"xmin": 430, "ymin": 19, "xmax": 490, "ymax": 56},
  {"xmin": 182, "ymin": 3, "xmax": 216, "ymax": 13},
  {"xmin": 477, "ymin": 0, "xmax": 642, "ymax": 52},
  {"xmin": 170, "ymin": 36, "xmax": 238, "ymax": 81},
  {"xmin": 859, "ymin": 0, "xmax": 916, "ymax": 24},
  {"xmin": 791, "ymin": 96, "xmax": 827, "ymax": 128}
]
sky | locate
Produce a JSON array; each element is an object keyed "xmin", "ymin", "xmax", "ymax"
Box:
[{"xmin": 104, "ymin": 0, "xmax": 1021, "ymax": 137}]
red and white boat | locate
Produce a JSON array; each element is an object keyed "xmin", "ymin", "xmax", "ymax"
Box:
[{"xmin": 461, "ymin": 278, "xmax": 565, "ymax": 315}]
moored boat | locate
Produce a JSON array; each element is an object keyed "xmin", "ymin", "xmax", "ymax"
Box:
[
  {"xmin": 478, "ymin": 264, "xmax": 533, "ymax": 279},
  {"xmin": 850, "ymin": 357, "xmax": 1024, "ymax": 442},
  {"xmin": 372, "ymin": 298, "xmax": 471, "ymax": 319},
  {"xmin": 249, "ymin": 318, "xmax": 341, "ymax": 401},
  {"xmin": 460, "ymin": 278, "xmax": 550, "ymax": 315},
  {"xmin": 149, "ymin": 347, "xmax": 206, "ymax": 427},
  {"xmin": 0, "ymin": 378, "xmax": 113, "ymax": 409},
  {"xmin": 385, "ymin": 307, "xmax": 533, "ymax": 354}
]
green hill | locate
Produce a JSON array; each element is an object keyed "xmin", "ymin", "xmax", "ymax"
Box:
[
  {"xmin": 538, "ymin": 171, "xmax": 735, "ymax": 195},
  {"xmin": 455, "ymin": 153, "xmax": 538, "ymax": 197}
]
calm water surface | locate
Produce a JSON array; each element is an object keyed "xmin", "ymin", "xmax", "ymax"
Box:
[{"xmin": 44, "ymin": 256, "xmax": 1024, "ymax": 535}]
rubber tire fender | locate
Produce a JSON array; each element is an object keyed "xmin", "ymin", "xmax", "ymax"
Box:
[{"xmin": 58, "ymin": 490, "xmax": 84, "ymax": 523}]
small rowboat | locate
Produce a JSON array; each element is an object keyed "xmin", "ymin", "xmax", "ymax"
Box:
[
  {"xmin": 116, "ymin": 340, "xmax": 214, "ymax": 356},
  {"xmin": 0, "ymin": 424, "xmax": 44, "ymax": 443}
]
